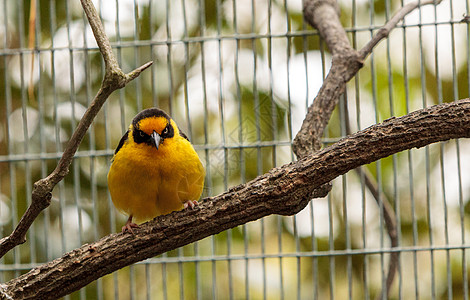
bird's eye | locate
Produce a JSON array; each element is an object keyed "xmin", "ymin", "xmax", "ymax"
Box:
[
  {"xmin": 162, "ymin": 127, "xmax": 169, "ymax": 135},
  {"xmin": 139, "ymin": 131, "xmax": 145, "ymax": 137}
]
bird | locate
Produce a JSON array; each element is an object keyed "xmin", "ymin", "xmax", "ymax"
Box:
[{"xmin": 107, "ymin": 108, "xmax": 205, "ymax": 233}]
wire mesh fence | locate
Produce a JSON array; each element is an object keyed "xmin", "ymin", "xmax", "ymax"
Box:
[{"xmin": 0, "ymin": 0, "xmax": 469, "ymax": 299}]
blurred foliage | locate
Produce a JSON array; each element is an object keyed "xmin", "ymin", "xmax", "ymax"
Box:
[{"xmin": 0, "ymin": 0, "xmax": 469, "ymax": 299}]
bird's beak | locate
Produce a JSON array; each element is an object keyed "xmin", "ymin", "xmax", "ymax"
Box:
[{"xmin": 151, "ymin": 131, "xmax": 161, "ymax": 150}]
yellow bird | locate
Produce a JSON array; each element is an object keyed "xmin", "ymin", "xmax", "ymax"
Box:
[{"xmin": 107, "ymin": 108, "xmax": 205, "ymax": 233}]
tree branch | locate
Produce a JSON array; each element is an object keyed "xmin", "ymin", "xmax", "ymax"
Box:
[
  {"xmin": 1, "ymin": 99, "xmax": 469, "ymax": 299},
  {"xmin": 294, "ymin": 0, "xmax": 443, "ymax": 157},
  {"xmin": 0, "ymin": 0, "xmax": 152, "ymax": 259},
  {"xmin": 356, "ymin": 167, "xmax": 399, "ymax": 300},
  {"xmin": 358, "ymin": 0, "xmax": 443, "ymax": 60}
]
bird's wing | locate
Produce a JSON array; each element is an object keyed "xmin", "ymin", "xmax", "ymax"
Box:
[
  {"xmin": 114, "ymin": 130, "xmax": 130, "ymax": 155},
  {"xmin": 179, "ymin": 129, "xmax": 190, "ymax": 141}
]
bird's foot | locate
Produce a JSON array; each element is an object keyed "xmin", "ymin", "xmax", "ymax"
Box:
[
  {"xmin": 122, "ymin": 215, "xmax": 139, "ymax": 234},
  {"xmin": 122, "ymin": 222, "xmax": 139, "ymax": 234},
  {"xmin": 183, "ymin": 200, "xmax": 198, "ymax": 210}
]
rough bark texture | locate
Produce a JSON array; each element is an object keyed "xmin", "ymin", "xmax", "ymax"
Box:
[
  {"xmin": 293, "ymin": 59, "xmax": 362, "ymax": 156},
  {"xmin": 1, "ymin": 99, "xmax": 469, "ymax": 300},
  {"xmin": 294, "ymin": 0, "xmax": 363, "ymax": 157}
]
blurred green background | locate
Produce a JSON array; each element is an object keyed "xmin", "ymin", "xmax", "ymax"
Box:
[{"xmin": 0, "ymin": 0, "xmax": 469, "ymax": 299}]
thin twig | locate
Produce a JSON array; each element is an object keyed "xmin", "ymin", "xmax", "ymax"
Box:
[
  {"xmin": 80, "ymin": 0, "xmax": 120, "ymax": 72},
  {"xmin": 357, "ymin": 168, "xmax": 399, "ymax": 300},
  {"xmin": 27, "ymin": 0, "xmax": 37, "ymax": 103},
  {"xmin": 359, "ymin": 0, "xmax": 443, "ymax": 60},
  {"xmin": 0, "ymin": 0, "xmax": 152, "ymax": 259}
]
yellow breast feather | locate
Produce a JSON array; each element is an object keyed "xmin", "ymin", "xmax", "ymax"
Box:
[{"xmin": 107, "ymin": 108, "xmax": 205, "ymax": 233}]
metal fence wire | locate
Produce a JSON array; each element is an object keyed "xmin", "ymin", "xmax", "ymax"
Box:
[{"xmin": 1, "ymin": 0, "xmax": 470, "ymax": 299}]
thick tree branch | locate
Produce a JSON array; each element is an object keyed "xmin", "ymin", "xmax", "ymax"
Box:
[
  {"xmin": 1, "ymin": 100, "xmax": 469, "ymax": 300},
  {"xmin": 0, "ymin": 0, "xmax": 152, "ymax": 259}
]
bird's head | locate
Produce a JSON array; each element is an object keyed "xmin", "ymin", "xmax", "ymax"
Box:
[{"xmin": 131, "ymin": 108, "xmax": 177, "ymax": 150}]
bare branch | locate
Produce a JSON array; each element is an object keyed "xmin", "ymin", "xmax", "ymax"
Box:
[
  {"xmin": 126, "ymin": 61, "xmax": 154, "ymax": 82},
  {"xmin": 356, "ymin": 167, "xmax": 399, "ymax": 300},
  {"xmin": 293, "ymin": 0, "xmax": 443, "ymax": 200},
  {"xmin": 1, "ymin": 99, "xmax": 469, "ymax": 300},
  {"xmin": 303, "ymin": 0, "xmax": 351, "ymax": 56},
  {"xmin": 79, "ymin": 0, "xmax": 119, "ymax": 72},
  {"xmin": 0, "ymin": 0, "xmax": 152, "ymax": 259},
  {"xmin": 294, "ymin": 0, "xmax": 443, "ymax": 158},
  {"xmin": 359, "ymin": 0, "xmax": 444, "ymax": 60}
]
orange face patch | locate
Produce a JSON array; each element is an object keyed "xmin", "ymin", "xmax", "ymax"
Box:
[{"xmin": 138, "ymin": 116, "xmax": 169, "ymax": 135}]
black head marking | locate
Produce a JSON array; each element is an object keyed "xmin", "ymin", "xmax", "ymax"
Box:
[
  {"xmin": 160, "ymin": 121, "xmax": 175, "ymax": 139},
  {"xmin": 131, "ymin": 108, "xmax": 175, "ymax": 146},
  {"xmin": 133, "ymin": 128, "xmax": 151, "ymax": 145},
  {"xmin": 132, "ymin": 108, "xmax": 171, "ymax": 129}
]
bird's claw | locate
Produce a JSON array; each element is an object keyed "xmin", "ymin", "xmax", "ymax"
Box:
[
  {"xmin": 183, "ymin": 200, "xmax": 198, "ymax": 210},
  {"xmin": 122, "ymin": 221, "xmax": 139, "ymax": 234}
]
